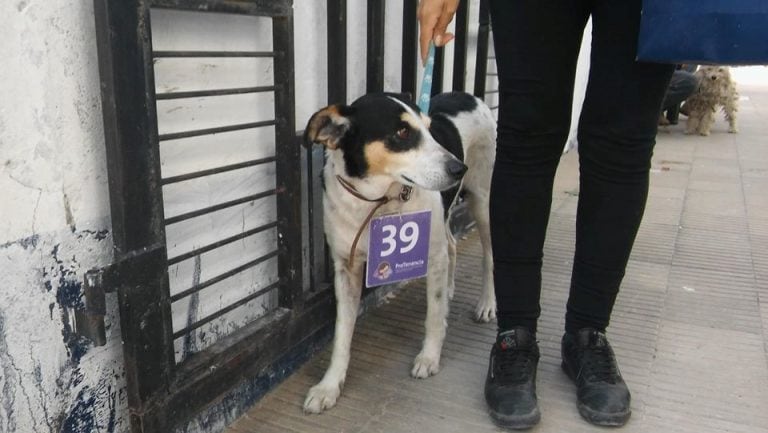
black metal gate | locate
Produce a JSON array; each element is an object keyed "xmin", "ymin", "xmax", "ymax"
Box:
[{"xmin": 88, "ymin": 0, "xmax": 496, "ymax": 432}]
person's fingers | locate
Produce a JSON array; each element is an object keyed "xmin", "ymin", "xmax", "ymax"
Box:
[
  {"xmin": 433, "ymin": 5, "xmax": 456, "ymax": 43},
  {"xmin": 419, "ymin": 18, "xmax": 438, "ymax": 63},
  {"xmin": 418, "ymin": 0, "xmax": 459, "ymax": 63},
  {"xmin": 437, "ymin": 33, "xmax": 455, "ymax": 47},
  {"xmin": 418, "ymin": 1, "xmax": 441, "ymax": 63}
]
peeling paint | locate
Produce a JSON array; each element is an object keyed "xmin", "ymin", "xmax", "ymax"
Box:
[
  {"xmin": 61, "ymin": 387, "xmax": 96, "ymax": 433},
  {"xmin": 0, "ymin": 309, "xmax": 19, "ymax": 433},
  {"xmin": 0, "ymin": 227, "xmax": 124, "ymax": 433},
  {"xmin": 0, "ymin": 234, "xmax": 39, "ymax": 250}
]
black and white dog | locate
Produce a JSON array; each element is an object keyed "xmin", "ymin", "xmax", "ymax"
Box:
[{"xmin": 302, "ymin": 92, "xmax": 496, "ymax": 413}]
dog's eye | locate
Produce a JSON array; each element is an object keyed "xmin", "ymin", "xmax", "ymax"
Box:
[{"xmin": 395, "ymin": 127, "xmax": 410, "ymax": 140}]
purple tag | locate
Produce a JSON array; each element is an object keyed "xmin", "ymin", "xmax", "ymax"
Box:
[{"xmin": 366, "ymin": 210, "xmax": 431, "ymax": 288}]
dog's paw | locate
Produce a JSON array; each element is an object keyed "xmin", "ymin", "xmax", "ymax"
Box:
[
  {"xmin": 474, "ymin": 297, "xmax": 497, "ymax": 323},
  {"xmin": 411, "ymin": 353, "xmax": 440, "ymax": 378},
  {"xmin": 303, "ymin": 383, "xmax": 341, "ymax": 414},
  {"xmin": 699, "ymin": 131, "xmax": 710, "ymax": 136},
  {"xmin": 728, "ymin": 127, "xmax": 739, "ymax": 134}
]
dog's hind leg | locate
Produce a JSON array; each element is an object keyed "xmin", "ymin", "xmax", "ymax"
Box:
[
  {"xmin": 724, "ymin": 103, "xmax": 738, "ymax": 133},
  {"xmin": 699, "ymin": 109, "xmax": 714, "ymax": 136},
  {"xmin": 304, "ymin": 259, "xmax": 363, "ymax": 414},
  {"xmin": 446, "ymin": 226, "xmax": 457, "ymax": 301},
  {"xmin": 467, "ymin": 190, "xmax": 496, "ymax": 323},
  {"xmin": 412, "ymin": 242, "xmax": 450, "ymax": 378}
]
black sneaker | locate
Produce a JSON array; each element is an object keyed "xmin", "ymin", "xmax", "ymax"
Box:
[
  {"xmin": 484, "ymin": 327, "xmax": 541, "ymax": 429},
  {"xmin": 561, "ymin": 328, "xmax": 631, "ymax": 426}
]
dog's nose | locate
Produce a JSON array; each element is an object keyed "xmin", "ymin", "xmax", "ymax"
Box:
[{"xmin": 447, "ymin": 159, "xmax": 468, "ymax": 178}]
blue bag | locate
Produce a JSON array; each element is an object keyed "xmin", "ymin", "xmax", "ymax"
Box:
[{"xmin": 637, "ymin": 0, "xmax": 768, "ymax": 65}]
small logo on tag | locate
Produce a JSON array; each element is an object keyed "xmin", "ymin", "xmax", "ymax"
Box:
[{"xmin": 366, "ymin": 210, "xmax": 431, "ymax": 288}]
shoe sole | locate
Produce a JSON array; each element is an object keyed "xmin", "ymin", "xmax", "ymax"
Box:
[
  {"xmin": 488, "ymin": 407, "xmax": 541, "ymax": 430},
  {"xmin": 561, "ymin": 361, "xmax": 631, "ymax": 427}
]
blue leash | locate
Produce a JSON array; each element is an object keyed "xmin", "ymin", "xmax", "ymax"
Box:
[{"xmin": 417, "ymin": 42, "xmax": 436, "ymax": 114}]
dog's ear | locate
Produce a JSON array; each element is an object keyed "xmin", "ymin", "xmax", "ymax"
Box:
[
  {"xmin": 386, "ymin": 92, "xmax": 414, "ymax": 105},
  {"xmin": 303, "ymin": 105, "xmax": 352, "ymax": 149}
]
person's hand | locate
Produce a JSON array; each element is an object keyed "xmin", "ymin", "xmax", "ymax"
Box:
[{"xmin": 417, "ymin": 0, "xmax": 459, "ymax": 64}]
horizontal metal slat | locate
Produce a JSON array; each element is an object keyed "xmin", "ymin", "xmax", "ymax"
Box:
[
  {"xmin": 150, "ymin": 0, "xmax": 292, "ymax": 17},
  {"xmin": 162, "ymin": 156, "xmax": 276, "ymax": 185},
  {"xmin": 170, "ymin": 249, "xmax": 280, "ymax": 303},
  {"xmin": 153, "ymin": 50, "xmax": 278, "ymax": 58},
  {"xmin": 155, "ymin": 85, "xmax": 277, "ymax": 100},
  {"xmin": 158, "ymin": 120, "xmax": 277, "ymax": 141},
  {"xmin": 164, "ymin": 189, "xmax": 277, "ymax": 225},
  {"xmin": 171, "ymin": 279, "xmax": 282, "ymax": 340},
  {"xmin": 167, "ymin": 220, "xmax": 278, "ymax": 266}
]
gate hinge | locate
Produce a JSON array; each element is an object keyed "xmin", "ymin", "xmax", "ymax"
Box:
[{"xmin": 74, "ymin": 244, "xmax": 165, "ymax": 346}]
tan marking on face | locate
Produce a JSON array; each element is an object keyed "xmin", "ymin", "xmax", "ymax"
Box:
[
  {"xmin": 364, "ymin": 140, "xmax": 410, "ymax": 175},
  {"xmin": 400, "ymin": 112, "xmax": 430, "ymax": 130}
]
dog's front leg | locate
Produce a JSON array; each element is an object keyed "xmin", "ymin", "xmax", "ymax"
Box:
[
  {"xmin": 412, "ymin": 247, "xmax": 450, "ymax": 378},
  {"xmin": 468, "ymin": 192, "xmax": 496, "ymax": 323},
  {"xmin": 685, "ymin": 113, "xmax": 700, "ymax": 135},
  {"xmin": 304, "ymin": 259, "xmax": 363, "ymax": 413},
  {"xmin": 699, "ymin": 109, "xmax": 714, "ymax": 136}
]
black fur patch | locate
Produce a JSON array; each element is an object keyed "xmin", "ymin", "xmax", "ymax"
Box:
[
  {"xmin": 430, "ymin": 91, "xmax": 479, "ymax": 117},
  {"xmin": 339, "ymin": 94, "xmax": 423, "ymax": 178},
  {"xmin": 429, "ymin": 113, "xmax": 464, "ymax": 217},
  {"xmin": 429, "ymin": 95, "xmax": 473, "ymax": 218}
]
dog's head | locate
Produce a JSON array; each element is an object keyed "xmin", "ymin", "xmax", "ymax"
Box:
[
  {"xmin": 303, "ymin": 93, "xmax": 467, "ymax": 191},
  {"xmin": 697, "ymin": 66, "xmax": 732, "ymax": 87}
]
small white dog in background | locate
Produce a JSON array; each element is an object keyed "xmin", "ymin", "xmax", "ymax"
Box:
[{"xmin": 683, "ymin": 66, "xmax": 739, "ymax": 136}]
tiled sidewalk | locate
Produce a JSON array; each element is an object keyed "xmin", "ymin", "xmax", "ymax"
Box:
[{"xmin": 227, "ymin": 85, "xmax": 768, "ymax": 433}]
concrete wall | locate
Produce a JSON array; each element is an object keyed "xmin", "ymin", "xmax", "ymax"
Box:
[{"xmin": 0, "ymin": 1, "xmax": 122, "ymax": 432}]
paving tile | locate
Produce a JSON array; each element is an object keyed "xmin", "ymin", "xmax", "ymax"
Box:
[
  {"xmin": 645, "ymin": 321, "xmax": 768, "ymax": 432},
  {"xmin": 684, "ymin": 190, "xmax": 747, "ymax": 217}
]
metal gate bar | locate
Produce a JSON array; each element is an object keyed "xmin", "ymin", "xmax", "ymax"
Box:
[
  {"xmin": 155, "ymin": 85, "xmax": 277, "ymax": 99},
  {"xmin": 474, "ymin": 0, "xmax": 491, "ymax": 98},
  {"xmin": 91, "ymin": 1, "xmax": 339, "ymax": 432},
  {"xmin": 401, "ymin": 0, "xmax": 418, "ymax": 97},
  {"xmin": 452, "ymin": 0, "xmax": 470, "ymax": 91},
  {"xmin": 91, "ymin": 0, "xmax": 497, "ymax": 431},
  {"xmin": 367, "ymin": 0, "xmax": 386, "ymax": 93},
  {"xmin": 93, "ymin": 2, "xmax": 174, "ymax": 426}
]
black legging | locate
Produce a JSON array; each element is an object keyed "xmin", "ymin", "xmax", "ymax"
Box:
[{"xmin": 488, "ymin": 0, "xmax": 674, "ymax": 334}]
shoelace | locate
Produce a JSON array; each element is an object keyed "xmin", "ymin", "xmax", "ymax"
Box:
[
  {"xmin": 495, "ymin": 344, "xmax": 536, "ymax": 383},
  {"xmin": 579, "ymin": 344, "xmax": 619, "ymax": 384}
]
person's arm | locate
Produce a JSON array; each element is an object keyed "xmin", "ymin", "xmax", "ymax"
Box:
[{"xmin": 417, "ymin": 0, "xmax": 460, "ymax": 64}]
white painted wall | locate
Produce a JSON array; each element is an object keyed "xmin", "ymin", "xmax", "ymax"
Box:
[{"xmin": 0, "ymin": 1, "xmax": 124, "ymax": 432}]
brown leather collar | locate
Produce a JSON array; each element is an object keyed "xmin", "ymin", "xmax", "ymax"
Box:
[{"xmin": 335, "ymin": 175, "xmax": 412, "ymax": 268}]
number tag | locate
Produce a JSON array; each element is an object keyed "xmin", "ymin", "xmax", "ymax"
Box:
[{"xmin": 366, "ymin": 210, "xmax": 431, "ymax": 288}]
